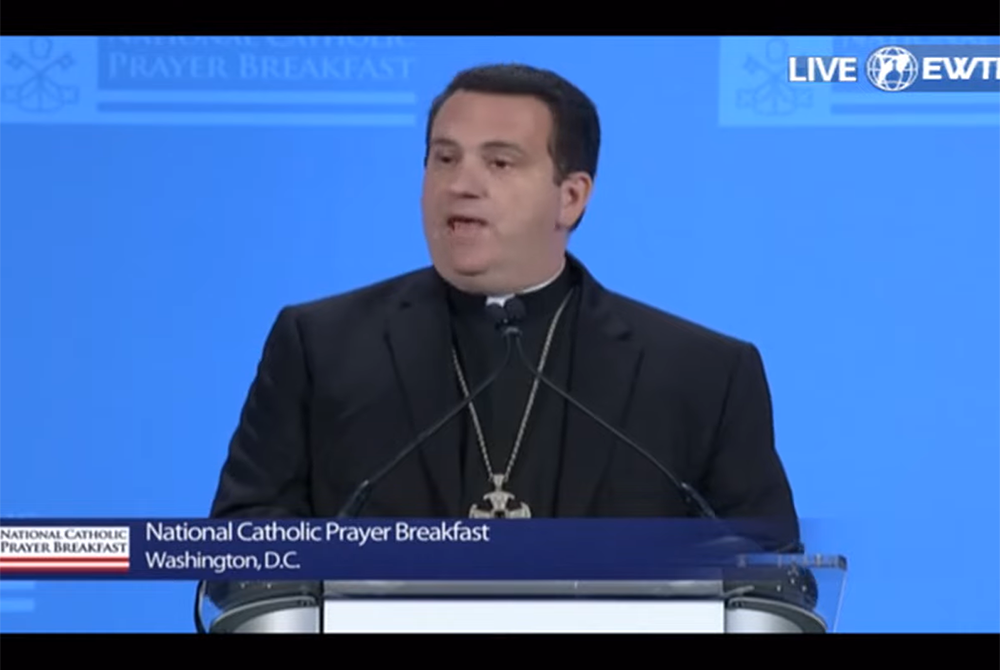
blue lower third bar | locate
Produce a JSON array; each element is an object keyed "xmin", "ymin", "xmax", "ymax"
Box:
[
  {"xmin": 0, "ymin": 599, "xmax": 36, "ymax": 613},
  {"xmin": 0, "ymin": 580, "xmax": 37, "ymax": 613}
]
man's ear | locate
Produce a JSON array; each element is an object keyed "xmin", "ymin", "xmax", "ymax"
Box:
[{"xmin": 556, "ymin": 171, "xmax": 593, "ymax": 231}]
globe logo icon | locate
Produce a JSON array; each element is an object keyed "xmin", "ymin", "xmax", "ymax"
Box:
[{"xmin": 866, "ymin": 46, "xmax": 919, "ymax": 92}]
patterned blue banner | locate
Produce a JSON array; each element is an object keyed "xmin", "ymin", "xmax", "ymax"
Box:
[
  {"xmin": 0, "ymin": 36, "xmax": 418, "ymax": 127},
  {"xmin": 0, "ymin": 518, "xmax": 807, "ymax": 581}
]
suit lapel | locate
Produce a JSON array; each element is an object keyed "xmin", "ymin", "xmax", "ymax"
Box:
[
  {"xmin": 383, "ymin": 271, "xmax": 463, "ymax": 517},
  {"xmin": 557, "ymin": 263, "xmax": 644, "ymax": 516}
]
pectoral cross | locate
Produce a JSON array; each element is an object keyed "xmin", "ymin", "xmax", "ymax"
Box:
[{"xmin": 469, "ymin": 474, "xmax": 531, "ymax": 519}]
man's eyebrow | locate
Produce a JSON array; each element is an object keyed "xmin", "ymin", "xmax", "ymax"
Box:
[
  {"xmin": 480, "ymin": 141, "xmax": 525, "ymax": 154},
  {"xmin": 428, "ymin": 137, "xmax": 459, "ymax": 148},
  {"xmin": 428, "ymin": 138, "xmax": 525, "ymax": 154}
]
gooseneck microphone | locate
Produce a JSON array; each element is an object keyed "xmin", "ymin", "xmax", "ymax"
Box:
[
  {"xmin": 497, "ymin": 296, "xmax": 803, "ymax": 555},
  {"xmin": 195, "ymin": 307, "xmax": 522, "ymax": 633},
  {"xmin": 336, "ymin": 307, "xmax": 518, "ymax": 518},
  {"xmin": 497, "ymin": 296, "xmax": 719, "ymax": 519}
]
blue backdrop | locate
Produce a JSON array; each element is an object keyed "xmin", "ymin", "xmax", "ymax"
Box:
[{"xmin": 1, "ymin": 35, "xmax": 998, "ymax": 633}]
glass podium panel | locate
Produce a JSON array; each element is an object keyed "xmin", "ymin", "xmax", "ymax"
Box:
[{"xmin": 199, "ymin": 553, "xmax": 847, "ymax": 633}]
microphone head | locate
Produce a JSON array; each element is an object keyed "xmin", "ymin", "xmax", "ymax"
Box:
[
  {"xmin": 486, "ymin": 299, "xmax": 524, "ymax": 338},
  {"xmin": 485, "ymin": 303, "xmax": 508, "ymax": 329},
  {"xmin": 504, "ymin": 297, "xmax": 526, "ymax": 323}
]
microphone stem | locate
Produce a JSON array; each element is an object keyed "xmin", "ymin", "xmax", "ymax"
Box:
[
  {"xmin": 337, "ymin": 335, "xmax": 515, "ymax": 518},
  {"xmin": 511, "ymin": 325, "xmax": 800, "ymax": 553},
  {"xmin": 194, "ymin": 580, "xmax": 207, "ymax": 633},
  {"xmin": 511, "ymin": 335, "xmax": 718, "ymax": 520}
]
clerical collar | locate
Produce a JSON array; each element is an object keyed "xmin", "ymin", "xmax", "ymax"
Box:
[
  {"xmin": 485, "ymin": 260, "xmax": 565, "ymax": 307},
  {"xmin": 445, "ymin": 258, "xmax": 575, "ymax": 322}
]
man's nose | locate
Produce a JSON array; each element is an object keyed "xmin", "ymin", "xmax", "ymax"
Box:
[{"xmin": 446, "ymin": 160, "xmax": 486, "ymax": 197}]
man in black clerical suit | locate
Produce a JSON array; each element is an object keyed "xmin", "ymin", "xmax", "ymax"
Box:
[{"xmin": 209, "ymin": 64, "xmax": 800, "ymax": 547}]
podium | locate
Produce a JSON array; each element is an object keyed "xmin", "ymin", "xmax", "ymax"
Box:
[{"xmin": 198, "ymin": 553, "xmax": 847, "ymax": 633}]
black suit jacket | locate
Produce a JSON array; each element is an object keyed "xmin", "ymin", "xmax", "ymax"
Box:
[{"xmin": 210, "ymin": 255, "xmax": 799, "ymax": 547}]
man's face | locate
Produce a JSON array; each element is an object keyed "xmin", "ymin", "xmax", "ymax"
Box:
[{"xmin": 421, "ymin": 91, "xmax": 590, "ymax": 295}]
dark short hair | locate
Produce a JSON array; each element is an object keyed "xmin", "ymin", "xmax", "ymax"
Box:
[{"xmin": 424, "ymin": 63, "xmax": 601, "ymax": 231}]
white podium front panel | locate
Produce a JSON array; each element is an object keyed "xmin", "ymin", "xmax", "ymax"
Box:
[{"xmin": 321, "ymin": 600, "xmax": 725, "ymax": 633}]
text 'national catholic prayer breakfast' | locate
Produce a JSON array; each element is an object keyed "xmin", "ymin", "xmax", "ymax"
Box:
[{"xmin": 147, "ymin": 520, "xmax": 492, "ymax": 546}]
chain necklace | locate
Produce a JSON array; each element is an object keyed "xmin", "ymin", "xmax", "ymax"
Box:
[{"xmin": 452, "ymin": 288, "xmax": 575, "ymax": 519}]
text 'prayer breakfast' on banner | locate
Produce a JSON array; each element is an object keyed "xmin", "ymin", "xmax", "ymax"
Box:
[{"xmin": 0, "ymin": 518, "xmax": 801, "ymax": 580}]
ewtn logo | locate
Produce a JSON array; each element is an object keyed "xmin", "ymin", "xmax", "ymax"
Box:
[{"xmin": 787, "ymin": 44, "xmax": 1000, "ymax": 92}]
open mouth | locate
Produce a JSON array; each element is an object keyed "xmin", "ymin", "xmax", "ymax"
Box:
[{"xmin": 447, "ymin": 216, "xmax": 487, "ymax": 230}]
